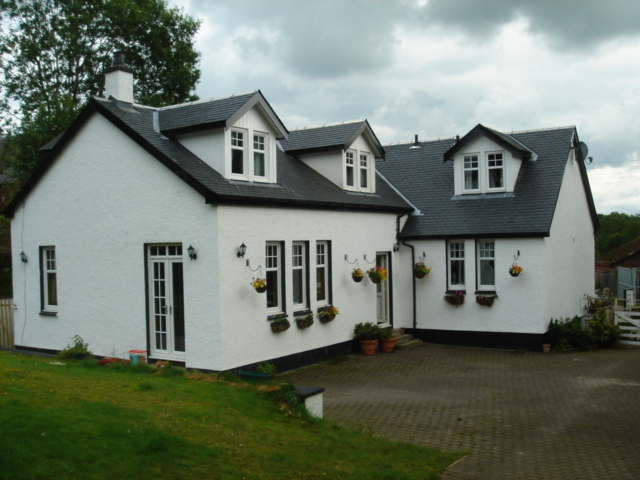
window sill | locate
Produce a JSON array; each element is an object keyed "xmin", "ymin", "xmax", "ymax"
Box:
[
  {"xmin": 475, "ymin": 290, "xmax": 497, "ymax": 295},
  {"xmin": 40, "ymin": 311, "xmax": 58, "ymax": 317},
  {"xmin": 446, "ymin": 289, "xmax": 466, "ymax": 295},
  {"xmin": 293, "ymin": 309, "xmax": 312, "ymax": 317},
  {"xmin": 267, "ymin": 313, "xmax": 288, "ymax": 321}
]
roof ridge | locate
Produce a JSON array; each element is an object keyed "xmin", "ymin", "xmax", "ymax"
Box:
[
  {"xmin": 384, "ymin": 135, "xmax": 457, "ymax": 147},
  {"xmin": 507, "ymin": 125, "xmax": 576, "ymax": 135},
  {"xmin": 157, "ymin": 90, "xmax": 258, "ymax": 111},
  {"xmin": 290, "ymin": 119, "xmax": 365, "ymax": 132}
]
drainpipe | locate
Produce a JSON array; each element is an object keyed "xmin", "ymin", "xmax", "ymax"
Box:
[{"xmin": 401, "ymin": 240, "xmax": 417, "ymax": 330}]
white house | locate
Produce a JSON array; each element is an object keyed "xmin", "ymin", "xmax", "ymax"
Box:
[{"xmin": 3, "ymin": 54, "xmax": 598, "ymax": 371}]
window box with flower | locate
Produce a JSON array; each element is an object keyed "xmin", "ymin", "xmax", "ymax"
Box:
[
  {"xmin": 444, "ymin": 291, "xmax": 465, "ymax": 307},
  {"xmin": 413, "ymin": 261, "xmax": 431, "ymax": 279},
  {"xmin": 295, "ymin": 314, "xmax": 314, "ymax": 329},
  {"xmin": 476, "ymin": 294, "xmax": 498, "ymax": 307},
  {"xmin": 317, "ymin": 305, "xmax": 339, "ymax": 323},
  {"xmin": 367, "ymin": 267, "xmax": 388, "ymax": 284},
  {"xmin": 270, "ymin": 317, "xmax": 290, "ymax": 333}
]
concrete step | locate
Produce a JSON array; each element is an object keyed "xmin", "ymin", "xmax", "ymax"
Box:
[
  {"xmin": 391, "ymin": 328, "xmax": 405, "ymax": 337},
  {"xmin": 395, "ymin": 338, "xmax": 423, "ymax": 351}
]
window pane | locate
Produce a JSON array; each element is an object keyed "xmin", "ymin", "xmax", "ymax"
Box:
[
  {"xmin": 293, "ymin": 270, "xmax": 303, "ymax": 304},
  {"xmin": 480, "ymin": 259, "xmax": 495, "ymax": 286},
  {"xmin": 254, "ymin": 152, "xmax": 265, "ymax": 176},
  {"xmin": 489, "ymin": 168, "xmax": 503, "ymax": 188},
  {"xmin": 47, "ymin": 272, "xmax": 57, "ymax": 306},
  {"xmin": 346, "ymin": 167, "xmax": 354, "ymax": 186},
  {"xmin": 232, "ymin": 149, "xmax": 244, "ymax": 174},
  {"xmin": 316, "ymin": 267, "xmax": 326, "ymax": 302},
  {"xmin": 465, "ymin": 170, "xmax": 478, "ymax": 190},
  {"xmin": 451, "ymin": 260, "xmax": 464, "ymax": 285},
  {"xmin": 266, "ymin": 270, "xmax": 278, "ymax": 308}
]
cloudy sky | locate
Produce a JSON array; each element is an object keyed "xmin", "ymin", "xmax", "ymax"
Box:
[{"xmin": 167, "ymin": 0, "xmax": 640, "ymax": 214}]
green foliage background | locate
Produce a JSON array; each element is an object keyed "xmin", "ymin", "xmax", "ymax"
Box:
[{"xmin": 595, "ymin": 212, "xmax": 640, "ymax": 257}]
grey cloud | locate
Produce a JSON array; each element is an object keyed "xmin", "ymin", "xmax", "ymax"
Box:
[{"xmin": 421, "ymin": 0, "xmax": 640, "ymax": 51}]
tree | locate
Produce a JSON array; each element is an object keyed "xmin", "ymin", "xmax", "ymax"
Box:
[
  {"xmin": 0, "ymin": 0, "xmax": 201, "ymax": 180},
  {"xmin": 595, "ymin": 212, "xmax": 640, "ymax": 257}
]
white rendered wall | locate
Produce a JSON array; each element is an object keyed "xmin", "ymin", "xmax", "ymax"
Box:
[
  {"xmin": 11, "ymin": 113, "xmax": 220, "ymax": 363},
  {"xmin": 176, "ymin": 128, "xmax": 225, "ymax": 174},
  {"xmin": 542, "ymin": 151, "xmax": 595, "ymax": 322},
  {"xmin": 208, "ymin": 205, "xmax": 400, "ymax": 371},
  {"xmin": 395, "ymin": 237, "xmax": 546, "ymax": 334}
]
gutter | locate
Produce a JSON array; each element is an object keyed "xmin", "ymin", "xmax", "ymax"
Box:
[{"xmin": 397, "ymin": 213, "xmax": 417, "ymax": 331}]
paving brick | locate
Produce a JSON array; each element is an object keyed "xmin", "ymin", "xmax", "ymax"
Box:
[{"xmin": 280, "ymin": 344, "xmax": 640, "ymax": 480}]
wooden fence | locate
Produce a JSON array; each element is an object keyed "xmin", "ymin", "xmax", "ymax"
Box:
[{"xmin": 0, "ymin": 298, "xmax": 14, "ymax": 349}]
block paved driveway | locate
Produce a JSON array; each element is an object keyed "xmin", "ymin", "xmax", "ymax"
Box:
[{"xmin": 280, "ymin": 344, "xmax": 640, "ymax": 480}]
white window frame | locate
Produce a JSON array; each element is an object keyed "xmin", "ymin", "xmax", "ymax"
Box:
[
  {"xmin": 265, "ymin": 242, "xmax": 283, "ymax": 314},
  {"xmin": 41, "ymin": 246, "xmax": 58, "ymax": 312},
  {"xmin": 359, "ymin": 152, "xmax": 371, "ymax": 191},
  {"xmin": 486, "ymin": 152, "xmax": 505, "ymax": 192},
  {"xmin": 253, "ymin": 132, "xmax": 267, "ymax": 179},
  {"xmin": 230, "ymin": 129, "xmax": 246, "ymax": 177},
  {"xmin": 316, "ymin": 241, "xmax": 330, "ymax": 305},
  {"xmin": 292, "ymin": 242, "xmax": 308, "ymax": 311},
  {"xmin": 463, "ymin": 154, "xmax": 480, "ymax": 193},
  {"xmin": 345, "ymin": 150, "xmax": 356, "ymax": 189},
  {"xmin": 477, "ymin": 240, "xmax": 496, "ymax": 291},
  {"xmin": 447, "ymin": 241, "xmax": 465, "ymax": 290}
]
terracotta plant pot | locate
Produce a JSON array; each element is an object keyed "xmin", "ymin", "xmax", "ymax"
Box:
[
  {"xmin": 543, "ymin": 343, "xmax": 551, "ymax": 353},
  {"xmin": 359, "ymin": 339, "xmax": 378, "ymax": 355},
  {"xmin": 380, "ymin": 338, "xmax": 396, "ymax": 353}
]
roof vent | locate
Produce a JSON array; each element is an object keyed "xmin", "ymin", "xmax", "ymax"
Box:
[
  {"xmin": 409, "ymin": 134, "xmax": 421, "ymax": 149},
  {"xmin": 104, "ymin": 52, "xmax": 136, "ymax": 103}
]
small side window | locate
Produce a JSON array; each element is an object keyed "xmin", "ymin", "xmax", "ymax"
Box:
[{"xmin": 41, "ymin": 246, "xmax": 58, "ymax": 313}]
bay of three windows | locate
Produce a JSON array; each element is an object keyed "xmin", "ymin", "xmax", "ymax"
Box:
[
  {"xmin": 265, "ymin": 241, "xmax": 330, "ymax": 315},
  {"xmin": 463, "ymin": 152, "xmax": 505, "ymax": 193},
  {"xmin": 448, "ymin": 240, "xmax": 495, "ymax": 292},
  {"xmin": 231, "ymin": 129, "xmax": 268, "ymax": 180}
]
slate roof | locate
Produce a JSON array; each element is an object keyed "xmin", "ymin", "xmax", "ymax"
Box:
[
  {"xmin": 378, "ymin": 127, "xmax": 598, "ymax": 239},
  {"xmin": 282, "ymin": 120, "xmax": 384, "ymax": 157},
  {"xmin": 3, "ymin": 97, "xmax": 412, "ymax": 217},
  {"xmin": 596, "ymin": 237, "xmax": 640, "ymax": 265}
]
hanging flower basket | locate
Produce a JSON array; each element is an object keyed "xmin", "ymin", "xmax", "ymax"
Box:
[
  {"xmin": 251, "ymin": 277, "xmax": 267, "ymax": 293},
  {"xmin": 270, "ymin": 318, "xmax": 290, "ymax": 333},
  {"xmin": 295, "ymin": 315, "xmax": 314, "ymax": 329},
  {"xmin": 413, "ymin": 261, "xmax": 431, "ymax": 279},
  {"xmin": 317, "ymin": 305, "xmax": 339, "ymax": 323},
  {"xmin": 476, "ymin": 294, "xmax": 497, "ymax": 307},
  {"xmin": 509, "ymin": 265, "xmax": 523, "ymax": 277},
  {"xmin": 351, "ymin": 268, "xmax": 364, "ymax": 283},
  {"xmin": 367, "ymin": 267, "xmax": 388, "ymax": 284},
  {"xmin": 444, "ymin": 291, "xmax": 465, "ymax": 307}
]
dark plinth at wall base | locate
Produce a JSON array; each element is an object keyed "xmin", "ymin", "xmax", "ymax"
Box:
[
  {"xmin": 233, "ymin": 340, "xmax": 355, "ymax": 375},
  {"xmin": 407, "ymin": 329, "xmax": 545, "ymax": 351}
]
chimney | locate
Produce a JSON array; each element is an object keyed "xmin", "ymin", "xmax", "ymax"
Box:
[{"xmin": 104, "ymin": 52, "xmax": 135, "ymax": 103}]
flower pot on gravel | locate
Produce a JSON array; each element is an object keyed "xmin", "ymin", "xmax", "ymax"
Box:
[{"xmin": 359, "ymin": 339, "xmax": 378, "ymax": 355}]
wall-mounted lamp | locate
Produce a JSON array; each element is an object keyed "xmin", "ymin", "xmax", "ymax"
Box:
[
  {"xmin": 393, "ymin": 242, "xmax": 401, "ymax": 252},
  {"xmin": 187, "ymin": 245, "xmax": 197, "ymax": 261},
  {"xmin": 237, "ymin": 242, "xmax": 247, "ymax": 258},
  {"xmin": 20, "ymin": 251, "xmax": 28, "ymax": 263}
]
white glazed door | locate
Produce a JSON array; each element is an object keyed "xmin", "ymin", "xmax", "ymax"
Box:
[
  {"xmin": 376, "ymin": 252, "xmax": 390, "ymax": 327},
  {"xmin": 148, "ymin": 245, "xmax": 185, "ymax": 361}
]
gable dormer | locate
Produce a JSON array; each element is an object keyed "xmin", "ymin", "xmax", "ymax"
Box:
[
  {"xmin": 283, "ymin": 120, "xmax": 384, "ymax": 193},
  {"xmin": 158, "ymin": 90, "xmax": 288, "ymax": 184},
  {"xmin": 443, "ymin": 124, "xmax": 537, "ymax": 196}
]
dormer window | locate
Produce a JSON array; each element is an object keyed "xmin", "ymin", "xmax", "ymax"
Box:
[
  {"xmin": 487, "ymin": 152, "xmax": 504, "ymax": 191},
  {"xmin": 231, "ymin": 130, "xmax": 245, "ymax": 175},
  {"xmin": 346, "ymin": 151, "xmax": 355, "ymax": 187},
  {"xmin": 463, "ymin": 154, "xmax": 479, "ymax": 192},
  {"xmin": 253, "ymin": 134, "xmax": 266, "ymax": 177}
]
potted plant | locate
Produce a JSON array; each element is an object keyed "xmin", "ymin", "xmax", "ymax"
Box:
[
  {"xmin": 378, "ymin": 328, "xmax": 396, "ymax": 353},
  {"xmin": 413, "ymin": 261, "xmax": 431, "ymax": 279},
  {"xmin": 295, "ymin": 314, "xmax": 314, "ymax": 329},
  {"xmin": 270, "ymin": 318, "xmax": 290, "ymax": 333},
  {"xmin": 476, "ymin": 294, "xmax": 497, "ymax": 307},
  {"xmin": 351, "ymin": 267, "xmax": 364, "ymax": 283},
  {"xmin": 317, "ymin": 305, "xmax": 339, "ymax": 323},
  {"xmin": 444, "ymin": 291, "xmax": 465, "ymax": 307},
  {"xmin": 367, "ymin": 266, "xmax": 388, "ymax": 284},
  {"xmin": 251, "ymin": 277, "xmax": 267, "ymax": 293},
  {"xmin": 509, "ymin": 265, "xmax": 523, "ymax": 277},
  {"xmin": 354, "ymin": 322, "xmax": 382, "ymax": 355}
]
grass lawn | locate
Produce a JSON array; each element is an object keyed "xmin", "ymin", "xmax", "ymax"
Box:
[{"xmin": 0, "ymin": 352, "xmax": 463, "ymax": 480}]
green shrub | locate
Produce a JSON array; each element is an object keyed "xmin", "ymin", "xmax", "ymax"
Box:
[
  {"xmin": 547, "ymin": 314, "xmax": 621, "ymax": 351},
  {"xmin": 58, "ymin": 335, "xmax": 94, "ymax": 360},
  {"xmin": 353, "ymin": 322, "xmax": 382, "ymax": 341},
  {"xmin": 257, "ymin": 362, "xmax": 276, "ymax": 374}
]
